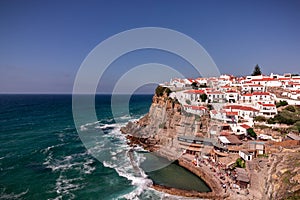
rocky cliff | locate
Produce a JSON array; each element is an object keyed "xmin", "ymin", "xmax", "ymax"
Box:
[
  {"xmin": 121, "ymin": 91, "xmax": 209, "ymax": 159},
  {"xmin": 121, "ymin": 91, "xmax": 230, "ymax": 199}
]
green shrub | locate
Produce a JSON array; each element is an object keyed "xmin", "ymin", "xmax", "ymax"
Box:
[
  {"xmin": 236, "ymin": 158, "xmax": 246, "ymax": 168},
  {"xmin": 200, "ymin": 94, "xmax": 208, "ymax": 102},
  {"xmin": 276, "ymin": 100, "xmax": 288, "ymax": 108},
  {"xmin": 158, "ymin": 122, "xmax": 166, "ymax": 129},
  {"xmin": 285, "ymin": 105, "xmax": 296, "ymax": 112},
  {"xmin": 247, "ymin": 128, "xmax": 257, "ymax": 139},
  {"xmin": 254, "ymin": 116, "xmax": 267, "ymax": 122},
  {"xmin": 155, "ymin": 86, "xmax": 171, "ymax": 97}
]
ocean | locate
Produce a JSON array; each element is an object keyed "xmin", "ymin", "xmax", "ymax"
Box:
[{"xmin": 0, "ymin": 94, "xmax": 209, "ymax": 200}]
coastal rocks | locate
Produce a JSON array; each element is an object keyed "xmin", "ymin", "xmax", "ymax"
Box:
[
  {"xmin": 262, "ymin": 152, "xmax": 300, "ymax": 200},
  {"xmin": 120, "ymin": 92, "xmax": 229, "ymax": 198}
]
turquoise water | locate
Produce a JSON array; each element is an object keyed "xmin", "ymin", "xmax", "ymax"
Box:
[
  {"xmin": 0, "ymin": 94, "xmax": 209, "ymax": 199},
  {"xmin": 144, "ymin": 157, "xmax": 211, "ymax": 193}
]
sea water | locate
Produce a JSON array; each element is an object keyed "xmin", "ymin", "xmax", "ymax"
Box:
[{"xmin": 0, "ymin": 94, "xmax": 209, "ymax": 200}]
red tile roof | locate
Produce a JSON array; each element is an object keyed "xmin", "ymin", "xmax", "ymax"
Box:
[
  {"xmin": 224, "ymin": 105, "xmax": 259, "ymax": 112},
  {"xmin": 226, "ymin": 112, "xmax": 238, "ymax": 116},
  {"xmin": 226, "ymin": 90, "xmax": 238, "ymax": 93},
  {"xmin": 242, "ymin": 93, "xmax": 253, "ymax": 96},
  {"xmin": 211, "ymin": 110, "xmax": 218, "ymax": 114},
  {"xmin": 240, "ymin": 124, "xmax": 251, "ymax": 129},
  {"xmin": 184, "ymin": 90, "xmax": 205, "ymax": 94},
  {"xmin": 278, "ymin": 78, "xmax": 291, "ymax": 81},
  {"xmin": 262, "ymin": 104, "xmax": 276, "ymax": 107},
  {"xmin": 184, "ymin": 105, "xmax": 207, "ymax": 110},
  {"xmin": 252, "ymin": 92, "xmax": 270, "ymax": 96},
  {"xmin": 207, "ymin": 91, "xmax": 224, "ymax": 94},
  {"xmin": 252, "ymin": 78, "xmax": 274, "ymax": 81}
]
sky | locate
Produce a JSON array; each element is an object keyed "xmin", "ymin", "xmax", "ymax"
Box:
[{"xmin": 0, "ymin": 0, "xmax": 300, "ymax": 94}]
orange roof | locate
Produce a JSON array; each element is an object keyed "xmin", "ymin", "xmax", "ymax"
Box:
[
  {"xmin": 184, "ymin": 105, "xmax": 207, "ymax": 110},
  {"xmin": 207, "ymin": 91, "xmax": 224, "ymax": 94},
  {"xmin": 252, "ymin": 78, "xmax": 274, "ymax": 81},
  {"xmin": 252, "ymin": 92, "xmax": 270, "ymax": 96},
  {"xmin": 242, "ymin": 93, "xmax": 253, "ymax": 96},
  {"xmin": 221, "ymin": 85, "xmax": 231, "ymax": 88},
  {"xmin": 211, "ymin": 110, "xmax": 218, "ymax": 114},
  {"xmin": 184, "ymin": 90, "xmax": 205, "ymax": 94},
  {"xmin": 262, "ymin": 104, "xmax": 276, "ymax": 107},
  {"xmin": 240, "ymin": 124, "xmax": 251, "ymax": 129},
  {"xmin": 278, "ymin": 78, "xmax": 291, "ymax": 80},
  {"xmin": 220, "ymin": 131, "xmax": 231, "ymax": 136},
  {"xmin": 224, "ymin": 105, "xmax": 259, "ymax": 112},
  {"xmin": 249, "ymin": 84, "xmax": 263, "ymax": 87},
  {"xmin": 226, "ymin": 90, "xmax": 238, "ymax": 93},
  {"xmin": 226, "ymin": 112, "xmax": 238, "ymax": 116},
  {"xmin": 188, "ymin": 78, "xmax": 196, "ymax": 83}
]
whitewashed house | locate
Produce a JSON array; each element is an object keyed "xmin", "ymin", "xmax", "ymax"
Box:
[
  {"xmin": 288, "ymin": 90, "xmax": 300, "ymax": 100},
  {"xmin": 195, "ymin": 78, "xmax": 208, "ymax": 87},
  {"xmin": 239, "ymin": 150, "xmax": 253, "ymax": 161},
  {"xmin": 225, "ymin": 90, "xmax": 239, "ymax": 103},
  {"xmin": 257, "ymin": 103, "xmax": 277, "ymax": 118},
  {"xmin": 239, "ymin": 93, "xmax": 253, "ymax": 104},
  {"xmin": 230, "ymin": 124, "xmax": 251, "ymax": 136},
  {"xmin": 241, "ymin": 84, "xmax": 264, "ymax": 93},
  {"xmin": 184, "ymin": 89, "xmax": 206, "ymax": 105},
  {"xmin": 224, "ymin": 105, "xmax": 259, "ymax": 120},
  {"xmin": 207, "ymin": 91, "xmax": 225, "ymax": 103},
  {"xmin": 183, "ymin": 105, "xmax": 207, "ymax": 116},
  {"xmin": 210, "ymin": 110, "xmax": 238, "ymax": 124},
  {"xmin": 170, "ymin": 78, "xmax": 185, "ymax": 88},
  {"xmin": 252, "ymin": 92, "xmax": 273, "ymax": 102}
]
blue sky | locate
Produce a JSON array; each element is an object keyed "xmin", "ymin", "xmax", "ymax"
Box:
[{"xmin": 0, "ymin": 0, "xmax": 300, "ymax": 93}]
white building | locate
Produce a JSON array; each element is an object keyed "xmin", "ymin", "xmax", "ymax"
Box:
[
  {"xmin": 241, "ymin": 84, "xmax": 264, "ymax": 93},
  {"xmin": 257, "ymin": 103, "xmax": 277, "ymax": 118},
  {"xmin": 207, "ymin": 91, "xmax": 225, "ymax": 103},
  {"xmin": 210, "ymin": 109, "xmax": 239, "ymax": 124},
  {"xmin": 239, "ymin": 93, "xmax": 253, "ymax": 104},
  {"xmin": 183, "ymin": 105, "xmax": 207, "ymax": 116},
  {"xmin": 225, "ymin": 90, "xmax": 239, "ymax": 103},
  {"xmin": 251, "ymin": 92, "xmax": 273, "ymax": 102},
  {"xmin": 183, "ymin": 89, "xmax": 206, "ymax": 105},
  {"xmin": 288, "ymin": 90, "xmax": 300, "ymax": 100},
  {"xmin": 224, "ymin": 104, "xmax": 259, "ymax": 120},
  {"xmin": 230, "ymin": 124, "xmax": 252, "ymax": 136},
  {"xmin": 239, "ymin": 150, "xmax": 253, "ymax": 161},
  {"xmin": 170, "ymin": 78, "xmax": 185, "ymax": 88}
]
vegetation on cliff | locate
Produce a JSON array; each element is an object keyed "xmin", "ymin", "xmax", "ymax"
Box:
[
  {"xmin": 267, "ymin": 105, "xmax": 300, "ymax": 132},
  {"xmin": 155, "ymin": 85, "xmax": 171, "ymax": 97}
]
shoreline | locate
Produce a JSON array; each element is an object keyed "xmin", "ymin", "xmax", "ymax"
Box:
[
  {"xmin": 125, "ymin": 134, "xmax": 229, "ymax": 199},
  {"xmin": 150, "ymin": 157, "xmax": 229, "ymax": 199}
]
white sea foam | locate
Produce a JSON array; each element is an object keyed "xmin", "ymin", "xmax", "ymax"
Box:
[
  {"xmin": 79, "ymin": 121, "xmax": 101, "ymax": 131},
  {"xmin": 41, "ymin": 144, "xmax": 64, "ymax": 154},
  {"xmin": 95, "ymin": 124, "xmax": 116, "ymax": 129},
  {"xmin": 53, "ymin": 174, "xmax": 83, "ymax": 200},
  {"xmin": 78, "ymin": 118, "xmax": 152, "ymax": 198},
  {"xmin": 67, "ymin": 118, "xmax": 165, "ymax": 199},
  {"xmin": 44, "ymin": 150, "xmax": 96, "ymax": 200},
  {"xmin": 0, "ymin": 188, "xmax": 29, "ymax": 200}
]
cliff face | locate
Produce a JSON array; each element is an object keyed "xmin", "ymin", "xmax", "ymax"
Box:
[
  {"xmin": 121, "ymin": 92, "xmax": 209, "ymax": 158},
  {"xmin": 263, "ymin": 151, "xmax": 300, "ymax": 200},
  {"xmin": 121, "ymin": 92, "xmax": 228, "ymax": 199}
]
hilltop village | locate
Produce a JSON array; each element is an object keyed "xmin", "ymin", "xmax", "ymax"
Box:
[{"xmin": 122, "ymin": 69, "xmax": 300, "ymax": 199}]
